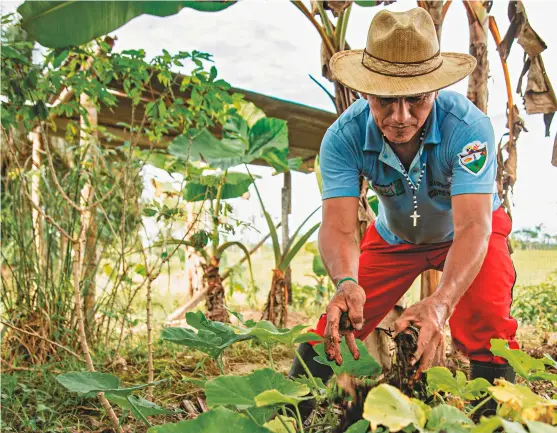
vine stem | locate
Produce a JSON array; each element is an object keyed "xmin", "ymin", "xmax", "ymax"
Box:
[
  {"xmin": 294, "ymin": 348, "xmax": 321, "ymax": 391},
  {"xmin": 468, "ymin": 395, "xmax": 494, "ymax": 417},
  {"xmin": 268, "ymin": 345, "xmax": 276, "ymax": 370},
  {"xmin": 295, "ymin": 405, "xmax": 306, "ymax": 433}
]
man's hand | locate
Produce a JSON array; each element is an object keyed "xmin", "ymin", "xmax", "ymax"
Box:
[
  {"xmin": 324, "ymin": 281, "xmax": 366, "ymax": 365},
  {"xmin": 394, "ymin": 293, "xmax": 451, "ymax": 376}
]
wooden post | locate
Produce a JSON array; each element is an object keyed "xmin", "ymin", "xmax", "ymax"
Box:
[{"xmin": 282, "ymin": 171, "xmax": 293, "ymax": 305}]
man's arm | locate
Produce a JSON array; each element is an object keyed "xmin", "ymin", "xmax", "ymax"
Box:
[
  {"xmin": 394, "ymin": 193, "xmax": 492, "ymax": 375},
  {"xmin": 319, "ymin": 196, "xmax": 366, "ymax": 365}
]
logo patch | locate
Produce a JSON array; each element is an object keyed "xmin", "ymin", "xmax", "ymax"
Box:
[
  {"xmin": 372, "ymin": 179, "xmax": 405, "ymax": 197},
  {"xmin": 458, "ymin": 141, "xmax": 488, "ymax": 175}
]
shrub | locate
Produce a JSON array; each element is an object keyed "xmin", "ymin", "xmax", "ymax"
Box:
[{"xmin": 512, "ymin": 272, "xmax": 557, "ymax": 331}]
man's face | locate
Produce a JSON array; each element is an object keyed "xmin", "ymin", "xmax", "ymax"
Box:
[{"xmin": 366, "ymin": 92, "xmax": 437, "ymax": 144}]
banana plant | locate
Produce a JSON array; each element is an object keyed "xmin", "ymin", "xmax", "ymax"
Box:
[
  {"xmin": 166, "ymin": 104, "xmax": 298, "ymax": 322},
  {"xmin": 248, "ymin": 167, "xmax": 320, "ymax": 328},
  {"xmin": 17, "ymin": 1, "xmax": 238, "ymax": 48}
]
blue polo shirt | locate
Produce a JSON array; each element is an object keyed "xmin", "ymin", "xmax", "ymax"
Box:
[{"xmin": 319, "ymin": 90, "xmax": 500, "ymax": 245}]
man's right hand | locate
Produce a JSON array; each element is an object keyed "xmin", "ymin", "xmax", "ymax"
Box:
[{"xmin": 324, "ymin": 281, "xmax": 366, "ymax": 365}]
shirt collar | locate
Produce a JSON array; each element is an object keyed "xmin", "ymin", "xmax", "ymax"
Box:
[{"xmin": 363, "ymin": 100, "xmax": 441, "ymax": 152}]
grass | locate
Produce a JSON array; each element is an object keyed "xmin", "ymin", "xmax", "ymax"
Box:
[{"xmin": 142, "ymin": 245, "xmax": 557, "ymax": 327}]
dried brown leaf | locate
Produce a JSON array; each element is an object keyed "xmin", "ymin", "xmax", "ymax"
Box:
[
  {"xmin": 321, "ymin": 41, "xmax": 333, "ymax": 81},
  {"xmin": 498, "ymin": 1, "xmax": 546, "ymax": 60},
  {"xmin": 324, "ymin": 1, "xmax": 351, "ymax": 16},
  {"xmin": 523, "ymin": 56, "xmax": 557, "ymax": 116}
]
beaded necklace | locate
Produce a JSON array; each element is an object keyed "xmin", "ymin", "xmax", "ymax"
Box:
[{"xmin": 394, "ymin": 129, "xmax": 426, "ymax": 227}]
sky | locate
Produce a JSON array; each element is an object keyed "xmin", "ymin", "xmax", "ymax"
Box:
[{"xmin": 4, "ymin": 0, "xmax": 557, "ymax": 242}]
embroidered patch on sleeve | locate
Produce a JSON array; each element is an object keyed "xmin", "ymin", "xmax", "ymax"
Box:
[{"xmin": 457, "ymin": 141, "xmax": 488, "ymax": 175}]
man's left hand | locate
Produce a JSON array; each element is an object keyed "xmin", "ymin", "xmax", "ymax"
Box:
[{"xmin": 394, "ymin": 294, "xmax": 452, "ymax": 376}]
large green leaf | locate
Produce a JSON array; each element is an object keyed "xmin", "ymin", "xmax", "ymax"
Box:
[
  {"xmin": 161, "ymin": 311, "xmax": 249, "ymax": 359},
  {"xmin": 363, "ymin": 384, "xmax": 426, "ymax": 432},
  {"xmin": 490, "ymin": 339, "xmax": 557, "ymax": 381},
  {"xmin": 471, "ymin": 416, "xmax": 528, "ymax": 433},
  {"xmin": 205, "ymin": 368, "xmax": 307, "ymax": 424},
  {"xmin": 426, "ymin": 366, "xmax": 491, "ymax": 400},
  {"xmin": 147, "ymin": 406, "xmax": 272, "ymax": 433},
  {"xmin": 254, "ymin": 389, "xmax": 308, "ymax": 408},
  {"xmin": 525, "ymin": 421, "xmax": 557, "ymax": 433},
  {"xmin": 169, "ymin": 116, "xmax": 289, "ymax": 171},
  {"xmin": 233, "ymin": 321, "xmax": 322, "ymax": 347},
  {"xmin": 183, "ymin": 171, "xmax": 255, "ymax": 202},
  {"xmin": 344, "ymin": 419, "xmax": 369, "ymax": 433},
  {"xmin": 313, "ymin": 338, "xmax": 382, "ymax": 377},
  {"xmin": 106, "ymin": 394, "xmax": 179, "ymax": 418},
  {"xmin": 425, "ymin": 404, "xmax": 473, "ymax": 433},
  {"xmin": 56, "ymin": 372, "xmax": 153, "ymax": 397},
  {"xmin": 18, "ymin": 1, "xmax": 237, "ymax": 48}
]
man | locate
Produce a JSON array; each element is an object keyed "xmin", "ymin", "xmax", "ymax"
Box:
[{"xmin": 290, "ymin": 7, "xmax": 518, "ymax": 396}]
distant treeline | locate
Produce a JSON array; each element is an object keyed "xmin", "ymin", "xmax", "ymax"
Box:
[{"xmin": 510, "ymin": 226, "xmax": 557, "ymax": 250}]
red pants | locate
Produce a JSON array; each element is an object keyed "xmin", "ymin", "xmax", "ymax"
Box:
[{"xmin": 313, "ymin": 207, "xmax": 519, "ymax": 363}]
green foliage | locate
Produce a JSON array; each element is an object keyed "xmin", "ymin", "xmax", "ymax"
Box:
[
  {"xmin": 18, "ymin": 1, "xmax": 238, "ymax": 48},
  {"xmin": 170, "ymin": 114, "xmax": 297, "ymax": 172},
  {"xmin": 183, "ymin": 171, "xmax": 255, "ymax": 202},
  {"xmin": 204, "ymin": 368, "xmax": 308, "ymax": 424},
  {"xmin": 233, "ymin": 321, "xmax": 322, "ymax": 347},
  {"xmin": 512, "ymin": 273, "xmax": 557, "ymax": 331},
  {"xmin": 426, "ymin": 366, "xmax": 491, "ymax": 400},
  {"xmin": 426, "ymin": 404, "xmax": 474, "ymax": 433},
  {"xmin": 314, "ymin": 338, "xmax": 382, "ymax": 377},
  {"xmin": 490, "ymin": 339, "xmax": 557, "ymax": 381},
  {"xmin": 146, "ymin": 406, "xmax": 272, "ymax": 433},
  {"xmin": 160, "ymin": 311, "xmax": 250, "ymax": 362},
  {"xmin": 55, "ymin": 372, "xmax": 171, "ymax": 425},
  {"xmin": 363, "ymin": 384, "xmax": 427, "ymax": 432}
]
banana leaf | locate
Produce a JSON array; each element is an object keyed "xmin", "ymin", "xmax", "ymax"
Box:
[{"xmin": 18, "ymin": 1, "xmax": 237, "ymax": 48}]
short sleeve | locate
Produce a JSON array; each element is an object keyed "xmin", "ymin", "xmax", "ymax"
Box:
[
  {"xmin": 319, "ymin": 129, "xmax": 360, "ymax": 200},
  {"xmin": 450, "ymin": 117, "xmax": 497, "ymax": 196}
]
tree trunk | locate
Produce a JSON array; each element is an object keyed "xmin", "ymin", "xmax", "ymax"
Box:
[
  {"xmin": 281, "ymin": 171, "xmax": 293, "ymax": 305},
  {"xmin": 262, "ymin": 269, "xmax": 288, "ymax": 328},
  {"xmin": 80, "ymin": 92, "xmax": 98, "ymax": 335},
  {"xmin": 465, "ymin": 1, "xmax": 490, "ymax": 114},
  {"xmin": 203, "ymin": 256, "xmax": 229, "ymax": 323}
]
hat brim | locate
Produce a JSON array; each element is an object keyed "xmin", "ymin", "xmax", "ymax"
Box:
[{"xmin": 330, "ymin": 50, "xmax": 477, "ymax": 97}]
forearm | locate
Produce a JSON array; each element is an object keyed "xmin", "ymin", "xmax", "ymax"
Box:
[
  {"xmin": 435, "ymin": 223, "xmax": 491, "ymax": 312},
  {"xmin": 318, "ymin": 224, "xmax": 360, "ymax": 285}
]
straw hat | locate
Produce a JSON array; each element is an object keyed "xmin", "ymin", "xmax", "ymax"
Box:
[{"xmin": 330, "ymin": 8, "xmax": 476, "ymax": 97}]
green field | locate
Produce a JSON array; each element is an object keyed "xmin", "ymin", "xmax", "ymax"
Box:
[{"xmin": 149, "ymin": 246, "xmax": 557, "ymax": 323}]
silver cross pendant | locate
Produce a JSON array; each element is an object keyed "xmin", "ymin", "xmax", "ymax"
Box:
[{"xmin": 411, "ymin": 209, "xmax": 420, "ymax": 227}]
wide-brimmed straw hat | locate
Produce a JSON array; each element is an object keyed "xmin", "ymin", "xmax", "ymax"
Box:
[{"xmin": 330, "ymin": 8, "xmax": 476, "ymax": 97}]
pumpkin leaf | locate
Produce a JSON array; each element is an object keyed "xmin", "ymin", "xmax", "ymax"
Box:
[
  {"xmin": 362, "ymin": 384, "xmax": 426, "ymax": 432},
  {"xmin": 204, "ymin": 368, "xmax": 308, "ymax": 424},
  {"xmin": 146, "ymin": 406, "xmax": 272, "ymax": 433},
  {"xmin": 426, "ymin": 366, "xmax": 490, "ymax": 400},
  {"xmin": 313, "ymin": 338, "xmax": 382, "ymax": 377}
]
